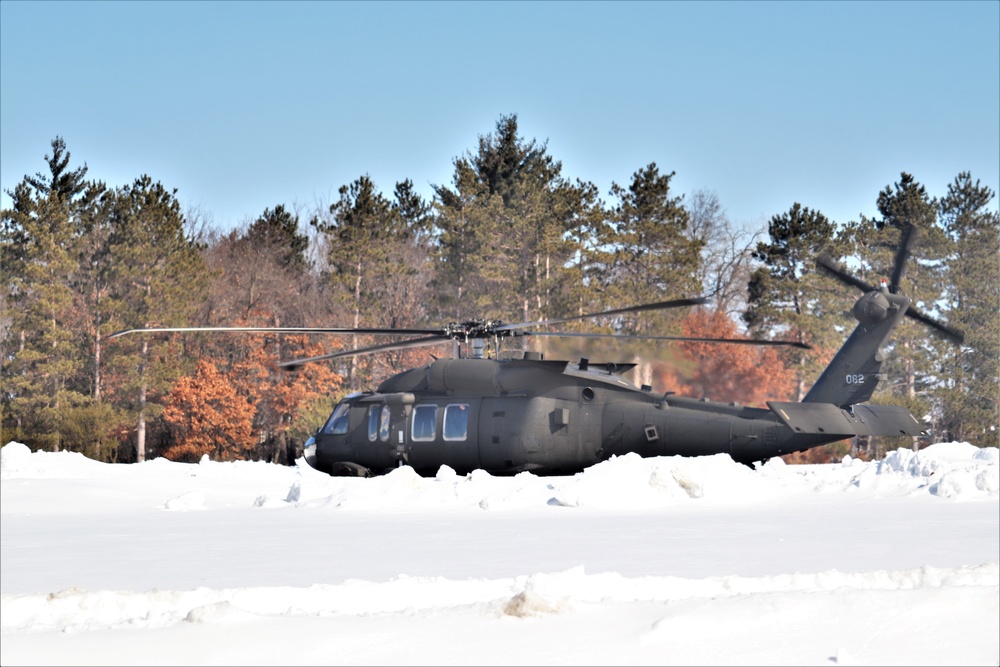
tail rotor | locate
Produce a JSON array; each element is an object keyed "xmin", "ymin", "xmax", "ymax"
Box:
[
  {"xmin": 816, "ymin": 224, "xmax": 964, "ymax": 346},
  {"xmin": 888, "ymin": 222, "xmax": 917, "ymax": 294}
]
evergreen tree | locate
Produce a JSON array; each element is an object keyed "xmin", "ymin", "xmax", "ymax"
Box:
[
  {"xmin": 22, "ymin": 136, "xmax": 90, "ymax": 200},
  {"xmin": 393, "ymin": 179, "xmax": 433, "ymax": 240},
  {"xmin": 313, "ymin": 175, "xmax": 432, "ymax": 388},
  {"xmin": 605, "ymin": 163, "xmax": 703, "ymax": 307},
  {"xmin": 431, "ymin": 114, "xmax": 585, "ymax": 333},
  {"xmin": 74, "ymin": 181, "xmax": 113, "ymax": 402},
  {"xmin": 872, "ymin": 174, "xmax": 946, "ymax": 449},
  {"xmin": 744, "ymin": 203, "xmax": 844, "ymax": 400},
  {"xmin": 69, "ymin": 181, "xmax": 133, "ymax": 461},
  {"xmin": 545, "ymin": 179, "xmax": 609, "ymax": 324},
  {"xmin": 429, "ymin": 163, "xmax": 484, "ymax": 322},
  {"xmin": 243, "ymin": 204, "xmax": 310, "ymax": 273},
  {"xmin": 598, "ymin": 164, "xmax": 704, "ymax": 386},
  {"xmin": 1, "ymin": 137, "xmax": 95, "ymax": 450},
  {"xmin": 102, "ymin": 176, "xmax": 208, "ymax": 462},
  {"xmin": 937, "ymin": 172, "xmax": 999, "ymax": 447}
]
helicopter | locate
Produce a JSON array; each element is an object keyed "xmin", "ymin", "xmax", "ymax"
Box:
[{"xmin": 110, "ymin": 224, "xmax": 963, "ymax": 476}]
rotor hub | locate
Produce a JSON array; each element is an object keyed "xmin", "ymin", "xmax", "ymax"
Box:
[
  {"xmin": 852, "ymin": 291, "xmax": 892, "ymax": 325},
  {"xmin": 445, "ymin": 319, "xmax": 512, "ymax": 341}
]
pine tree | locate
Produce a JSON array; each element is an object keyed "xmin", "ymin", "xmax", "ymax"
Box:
[
  {"xmin": 312, "ymin": 175, "xmax": 433, "ymax": 388},
  {"xmin": 605, "ymin": 163, "xmax": 703, "ymax": 306},
  {"xmin": 1, "ymin": 137, "xmax": 95, "ymax": 450},
  {"xmin": 744, "ymin": 203, "xmax": 844, "ymax": 400},
  {"xmin": 543, "ymin": 178, "xmax": 610, "ymax": 346},
  {"xmin": 870, "ymin": 174, "xmax": 945, "ymax": 449},
  {"xmin": 102, "ymin": 176, "xmax": 208, "ymax": 462},
  {"xmin": 597, "ymin": 163, "xmax": 704, "ymax": 387},
  {"xmin": 937, "ymin": 172, "xmax": 999, "ymax": 447},
  {"xmin": 243, "ymin": 204, "xmax": 310, "ymax": 273},
  {"xmin": 74, "ymin": 181, "xmax": 114, "ymax": 403},
  {"xmin": 431, "ymin": 114, "xmax": 585, "ymax": 334}
]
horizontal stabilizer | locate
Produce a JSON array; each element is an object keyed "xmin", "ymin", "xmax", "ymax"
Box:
[{"xmin": 768, "ymin": 402, "xmax": 926, "ymax": 437}]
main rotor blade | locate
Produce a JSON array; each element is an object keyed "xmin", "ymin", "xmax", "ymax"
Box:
[
  {"xmin": 108, "ymin": 326, "xmax": 444, "ymax": 340},
  {"xmin": 499, "ymin": 297, "xmax": 711, "ymax": 332},
  {"xmin": 889, "ymin": 223, "xmax": 918, "ymax": 294},
  {"xmin": 526, "ymin": 331, "xmax": 812, "ymax": 349},
  {"xmin": 277, "ymin": 335, "xmax": 453, "ymax": 370},
  {"xmin": 816, "ymin": 255, "xmax": 877, "ymax": 294}
]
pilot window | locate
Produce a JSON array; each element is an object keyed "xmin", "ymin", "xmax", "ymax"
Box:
[
  {"xmin": 412, "ymin": 405, "xmax": 437, "ymax": 441},
  {"xmin": 443, "ymin": 403, "xmax": 469, "ymax": 441},
  {"xmin": 368, "ymin": 406, "xmax": 379, "ymax": 442},
  {"xmin": 323, "ymin": 402, "xmax": 350, "ymax": 435}
]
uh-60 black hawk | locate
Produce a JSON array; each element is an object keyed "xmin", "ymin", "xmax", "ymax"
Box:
[{"xmin": 111, "ymin": 225, "xmax": 963, "ymax": 477}]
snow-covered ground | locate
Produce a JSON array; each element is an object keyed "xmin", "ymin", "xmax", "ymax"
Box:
[{"xmin": 1, "ymin": 440, "xmax": 997, "ymax": 666}]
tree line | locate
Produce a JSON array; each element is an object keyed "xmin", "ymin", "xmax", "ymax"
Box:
[{"xmin": 2, "ymin": 115, "xmax": 997, "ymax": 465}]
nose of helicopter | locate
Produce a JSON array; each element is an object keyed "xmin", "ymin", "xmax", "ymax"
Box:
[{"xmin": 302, "ymin": 435, "xmax": 317, "ymax": 468}]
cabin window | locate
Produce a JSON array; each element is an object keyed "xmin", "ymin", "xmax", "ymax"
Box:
[
  {"xmin": 323, "ymin": 402, "xmax": 350, "ymax": 435},
  {"xmin": 411, "ymin": 404, "xmax": 437, "ymax": 442},
  {"xmin": 379, "ymin": 405, "xmax": 391, "ymax": 442},
  {"xmin": 367, "ymin": 406, "xmax": 380, "ymax": 442},
  {"xmin": 443, "ymin": 404, "xmax": 469, "ymax": 441}
]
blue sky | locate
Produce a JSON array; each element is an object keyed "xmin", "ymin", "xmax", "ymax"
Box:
[{"xmin": 2, "ymin": 1, "xmax": 998, "ymax": 232}]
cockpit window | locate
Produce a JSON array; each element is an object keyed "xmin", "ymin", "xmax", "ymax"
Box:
[
  {"xmin": 323, "ymin": 402, "xmax": 350, "ymax": 435},
  {"xmin": 443, "ymin": 404, "xmax": 469, "ymax": 441},
  {"xmin": 411, "ymin": 404, "xmax": 437, "ymax": 441}
]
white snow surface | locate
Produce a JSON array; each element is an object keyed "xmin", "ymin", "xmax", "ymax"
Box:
[{"xmin": 1, "ymin": 440, "xmax": 997, "ymax": 666}]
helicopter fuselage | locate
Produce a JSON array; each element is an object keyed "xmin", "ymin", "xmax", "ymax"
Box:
[{"xmin": 310, "ymin": 355, "xmax": 827, "ymax": 476}]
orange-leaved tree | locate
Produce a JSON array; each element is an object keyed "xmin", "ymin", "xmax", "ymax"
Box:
[
  {"xmin": 675, "ymin": 308, "xmax": 855, "ymax": 464},
  {"xmin": 228, "ymin": 333, "xmax": 347, "ymax": 462},
  {"xmin": 673, "ymin": 307, "xmax": 796, "ymax": 407},
  {"xmin": 161, "ymin": 359, "xmax": 256, "ymax": 462}
]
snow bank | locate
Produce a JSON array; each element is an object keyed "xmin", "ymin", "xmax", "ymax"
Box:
[
  {"xmin": 4, "ymin": 563, "xmax": 995, "ymax": 633},
  {"xmin": 3, "ymin": 441, "xmax": 998, "ymax": 513}
]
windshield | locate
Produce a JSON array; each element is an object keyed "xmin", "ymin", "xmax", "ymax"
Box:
[{"xmin": 322, "ymin": 402, "xmax": 351, "ymax": 435}]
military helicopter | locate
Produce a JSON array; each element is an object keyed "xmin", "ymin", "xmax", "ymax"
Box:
[{"xmin": 111, "ymin": 225, "xmax": 963, "ymax": 476}]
